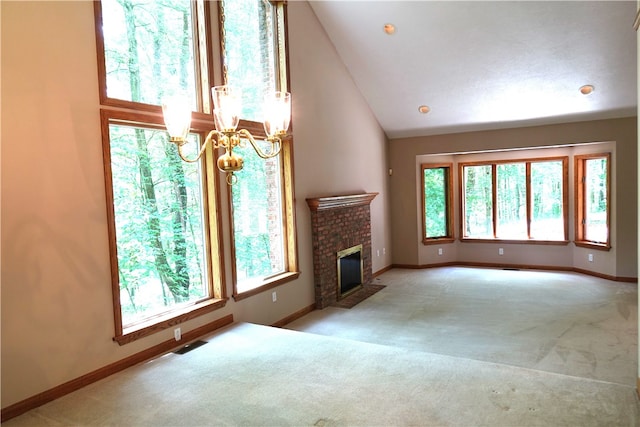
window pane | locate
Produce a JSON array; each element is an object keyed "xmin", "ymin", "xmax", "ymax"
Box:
[
  {"xmin": 221, "ymin": 0, "xmax": 277, "ymax": 121},
  {"xmin": 109, "ymin": 124, "xmax": 208, "ymax": 326},
  {"xmin": 221, "ymin": 0, "xmax": 293, "ymax": 295},
  {"xmin": 102, "ymin": 0, "xmax": 197, "ymax": 107},
  {"xmin": 424, "ymin": 167, "xmax": 448, "ymax": 238},
  {"xmin": 496, "ymin": 163, "xmax": 526, "ymax": 238},
  {"xmin": 530, "ymin": 161, "xmax": 564, "ymax": 240},
  {"xmin": 585, "ymin": 157, "xmax": 608, "ymax": 243},
  {"xmin": 464, "ymin": 165, "xmax": 493, "ymax": 238},
  {"xmin": 232, "ymin": 139, "xmax": 285, "ymax": 293}
]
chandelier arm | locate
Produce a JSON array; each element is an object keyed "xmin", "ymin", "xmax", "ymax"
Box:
[
  {"xmin": 173, "ymin": 129, "xmax": 219, "ymax": 163},
  {"xmin": 237, "ymin": 129, "xmax": 282, "ymax": 159}
]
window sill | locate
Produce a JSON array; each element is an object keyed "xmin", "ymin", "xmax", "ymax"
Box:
[
  {"xmin": 423, "ymin": 237, "xmax": 455, "ymax": 245},
  {"xmin": 575, "ymin": 241, "xmax": 611, "ymax": 251},
  {"xmin": 233, "ymin": 271, "xmax": 301, "ymax": 302},
  {"xmin": 460, "ymin": 238, "xmax": 570, "ymax": 246},
  {"xmin": 114, "ymin": 298, "xmax": 227, "ymax": 346}
]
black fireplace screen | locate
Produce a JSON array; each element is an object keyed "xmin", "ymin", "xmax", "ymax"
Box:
[{"xmin": 337, "ymin": 244, "xmax": 363, "ymax": 297}]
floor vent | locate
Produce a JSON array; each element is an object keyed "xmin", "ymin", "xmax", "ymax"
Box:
[{"xmin": 174, "ymin": 340, "xmax": 208, "ymax": 355}]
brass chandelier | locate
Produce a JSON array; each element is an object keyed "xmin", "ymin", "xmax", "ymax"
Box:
[{"xmin": 162, "ymin": 85, "xmax": 291, "ymax": 184}]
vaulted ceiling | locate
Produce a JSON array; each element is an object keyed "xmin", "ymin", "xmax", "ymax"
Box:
[{"xmin": 309, "ymin": 1, "xmax": 637, "ymax": 139}]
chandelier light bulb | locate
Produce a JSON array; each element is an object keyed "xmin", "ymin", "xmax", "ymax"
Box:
[
  {"xmin": 162, "ymin": 97, "xmax": 191, "ymax": 142},
  {"xmin": 212, "ymin": 86, "xmax": 241, "ymax": 131},
  {"xmin": 264, "ymin": 91, "xmax": 291, "ymax": 138}
]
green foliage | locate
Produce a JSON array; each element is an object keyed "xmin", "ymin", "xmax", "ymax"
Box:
[
  {"xmin": 221, "ymin": 0, "xmax": 276, "ymax": 120},
  {"xmin": 496, "ymin": 163, "xmax": 526, "ymax": 237},
  {"xmin": 221, "ymin": 0, "xmax": 285, "ymax": 291},
  {"xmin": 104, "ymin": 0, "xmax": 287, "ymax": 310},
  {"xmin": 463, "ymin": 160, "xmax": 565, "ymax": 240},
  {"xmin": 586, "ymin": 158, "xmax": 607, "ymax": 213},
  {"xmin": 231, "ymin": 141, "xmax": 284, "ymax": 288},
  {"xmin": 464, "ymin": 165, "xmax": 493, "ymax": 237},
  {"xmin": 423, "ymin": 167, "xmax": 448, "ymax": 238},
  {"xmin": 103, "ymin": 0, "xmax": 196, "ymax": 106},
  {"xmin": 585, "ymin": 157, "xmax": 608, "ymax": 242},
  {"xmin": 530, "ymin": 161, "xmax": 564, "ymax": 239},
  {"xmin": 103, "ymin": 0, "xmax": 207, "ymax": 325},
  {"xmin": 110, "ymin": 125, "xmax": 207, "ymax": 325}
]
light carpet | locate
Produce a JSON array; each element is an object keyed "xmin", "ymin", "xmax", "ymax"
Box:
[
  {"xmin": 288, "ymin": 267, "xmax": 638, "ymax": 387},
  {"xmin": 4, "ymin": 322, "xmax": 638, "ymax": 426}
]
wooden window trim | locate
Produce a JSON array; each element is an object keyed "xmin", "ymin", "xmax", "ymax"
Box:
[
  {"xmin": 459, "ymin": 238, "xmax": 570, "ymax": 246},
  {"xmin": 222, "ymin": 1, "xmax": 299, "ymax": 300},
  {"xmin": 93, "ymin": 0, "xmax": 214, "ymax": 114},
  {"xmin": 95, "ymin": 0, "xmax": 231, "ymax": 345},
  {"xmin": 228, "ymin": 134, "xmax": 299, "ymax": 301},
  {"xmin": 421, "ymin": 163, "xmax": 454, "ymax": 244},
  {"xmin": 233, "ymin": 271, "xmax": 301, "ymax": 302},
  {"xmin": 100, "ymin": 109, "xmax": 227, "ymax": 345},
  {"xmin": 114, "ymin": 299, "xmax": 227, "ymax": 345},
  {"xmin": 574, "ymin": 153, "xmax": 611, "ymax": 250}
]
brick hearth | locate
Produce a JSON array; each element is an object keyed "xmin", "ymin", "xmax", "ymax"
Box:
[{"xmin": 306, "ymin": 193, "xmax": 378, "ymax": 308}]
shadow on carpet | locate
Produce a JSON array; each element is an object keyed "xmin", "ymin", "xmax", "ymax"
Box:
[{"xmin": 332, "ymin": 284, "xmax": 385, "ymax": 309}]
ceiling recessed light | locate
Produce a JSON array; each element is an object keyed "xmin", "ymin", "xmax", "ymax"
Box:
[
  {"xmin": 384, "ymin": 24, "xmax": 396, "ymax": 35},
  {"xmin": 418, "ymin": 105, "xmax": 430, "ymax": 114},
  {"xmin": 580, "ymin": 85, "xmax": 594, "ymax": 95}
]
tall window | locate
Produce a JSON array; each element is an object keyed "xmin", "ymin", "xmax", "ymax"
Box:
[
  {"xmin": 421, "ymin": 164, "xmax": 454, "ymax": 243},
  {"xmin": 101, "ymin": 111, "xmax": 224, "ymax": 345},
  {"xmin": 95, "ymin": 0, "xmax": 296, "ymax": 343},
  {"xmin": 462, "ymin": 164, "xmax": 493, "ymax": 238},
  {"xmin": 496, "ymin": 163, "xmax": 526, "ymax": 238},
  {"xmin": 530, "ymin": 160, "xmax": 565, "ymax": 239},
  {"xmin": 461, "ymin": 157, "xmax": 568, "ymax": 242},
  {"xmin": 575, "ymin": 153, "xmax": 610, "ymax": 249},
  {"xmin": 97, "ymin": 0, "xmax": 209, "ymax": 110},
  {"xmin": 96, "ymin": 0, "xmax": 224, "ymax": 345},
  {"xmin": 220, "ymin": 0, "xmax": 298, "ymax": 299}
]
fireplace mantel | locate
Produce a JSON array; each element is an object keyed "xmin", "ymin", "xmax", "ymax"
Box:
[
  {"xmin": 306, "ymin": 193, "xmax": 378, "ymax": 211},
  {"xmin": 306, "ymin": 192, "xmax": 377, "ymax": 308}
]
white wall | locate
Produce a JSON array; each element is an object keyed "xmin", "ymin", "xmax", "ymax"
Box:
[{"xmin": 288, "ymin": 2, "xmax": 392, "ymax": 273}]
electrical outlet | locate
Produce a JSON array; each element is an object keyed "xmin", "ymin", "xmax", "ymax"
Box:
[
  {"xmin": 377, "ymin": 249, "xmax": 380, "ymax": 257},
  {"xmin": 174, "ymin": 327, "xmax": 181, "ymax": 341},
  {"xmin": 588, "ymin": 253, "xmax": 593, "ymax": 262},
  {"xmin": 272, "ymin": 291, "xmax": 277, "ymax": 302},
  {"xmin": 383, "ymin": 248, "xmax": 386, "ymax": 255},
  {"xmin": 499, "ymin": 248, "xmax": 504, "ymax": 255},
  {"xmin": 438, "ymin": 248, "xmax": 443, "ymax": 256}
]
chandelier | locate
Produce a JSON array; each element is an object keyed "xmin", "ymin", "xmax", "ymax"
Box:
[{"xmin": 162, "ymin": 86, "xmax": 291, "ymax": 184}]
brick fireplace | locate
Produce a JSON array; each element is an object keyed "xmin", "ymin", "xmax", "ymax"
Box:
[{"xmin": 306, "ymin": 193, "xmax": 378, "ymax": 308}]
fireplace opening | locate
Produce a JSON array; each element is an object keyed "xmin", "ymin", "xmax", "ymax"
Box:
[{"xmin": 337, "ymin": 244, "xmax": 363, "ymax": 298}]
